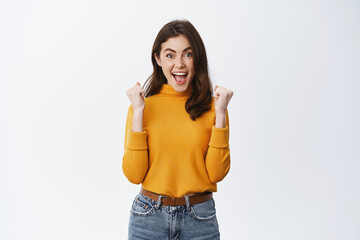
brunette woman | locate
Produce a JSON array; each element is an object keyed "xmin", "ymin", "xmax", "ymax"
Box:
[{"xmin": 123, "ymin": 19, "xmax": 233, "ymax": 239}]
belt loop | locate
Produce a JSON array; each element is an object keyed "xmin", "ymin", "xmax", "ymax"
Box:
[
  {"xmin": 184, "ymin": 195, "xmax": 191, "ymax": 212},
  {"xmin": 155, "ymin": 195, "xmax": 163, "ymax": 210}
]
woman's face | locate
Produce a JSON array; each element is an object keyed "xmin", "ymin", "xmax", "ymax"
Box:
[{"xmin": 155, "ymin": 35, "xmax": 194, "ymax": 92}]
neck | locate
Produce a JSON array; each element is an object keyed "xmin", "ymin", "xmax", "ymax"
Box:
[{"xmin": 159, "ymin": 84, "xmax": 193, "ymax": 97}]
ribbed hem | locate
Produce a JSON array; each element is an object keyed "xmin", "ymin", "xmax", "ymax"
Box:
[
  {"xmin": 208, "ymin": 125, "xmax": 229, "ymax": 148},
  {"xmin": 126, "ymin": 130, "xmax": 148, "ymax": 150}
]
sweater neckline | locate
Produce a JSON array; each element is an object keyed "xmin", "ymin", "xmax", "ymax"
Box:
[{"xmin": 159, "ymin": 84, "xmax": 193, "ymax": 97}]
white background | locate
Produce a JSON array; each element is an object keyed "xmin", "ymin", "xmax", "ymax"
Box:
[{"xmin": 1, "ymin": 0, "xmax": 359, "ymax": 239}]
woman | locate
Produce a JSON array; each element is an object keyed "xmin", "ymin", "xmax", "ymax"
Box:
[{"xmin": 123, "ymin": 20, "xmax": 233, "ymax": 239}]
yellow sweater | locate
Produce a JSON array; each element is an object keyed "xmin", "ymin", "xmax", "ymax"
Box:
[{"xmin": 122, "ymin": 83, "xmax": 230, "ymax": 197}]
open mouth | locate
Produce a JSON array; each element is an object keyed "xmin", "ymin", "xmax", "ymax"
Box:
[{"xmin": 172, "ymin": 72, "xmax": 188, "ymax": 85}]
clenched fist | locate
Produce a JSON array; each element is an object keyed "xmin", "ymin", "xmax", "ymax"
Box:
[
  {"xmin": 214, "ymin": 85, "xmax": 233, "ymax": 114},
  {"xmin": 126, "ymin": 82, "xmax": 145, "ymax": 111}
]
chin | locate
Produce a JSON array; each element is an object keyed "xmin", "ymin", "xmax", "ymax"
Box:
[
  {"xmin": 171, "ymin": 82, "xmax": 189, "ymax": 92},
  {"xmin": 172, "ymin": 86, "xmax": 186, "ymax": 92}
]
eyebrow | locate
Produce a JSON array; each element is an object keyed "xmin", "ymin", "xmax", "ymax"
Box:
[{"xmin": 164, "ymin": 47, "xmax": 192, "ymax": 53}]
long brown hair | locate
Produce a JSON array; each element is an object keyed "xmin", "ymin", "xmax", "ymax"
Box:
[{"xmin": 143, "ymin": 20, "xmax": 213, "ymax": 121}]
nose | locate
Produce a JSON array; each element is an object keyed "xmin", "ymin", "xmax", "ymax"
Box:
[{"xmin": 175, "ymin": 56, "xmax": 185, "ymax": 68}]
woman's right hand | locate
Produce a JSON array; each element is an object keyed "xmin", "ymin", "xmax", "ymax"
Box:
[{"xmin": 126, "ymin": 82, "xmax": 145, "ymax": 111}]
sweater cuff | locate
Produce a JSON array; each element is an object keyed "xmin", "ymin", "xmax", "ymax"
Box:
[
  {"xmin": 126, "ymin": 129, "xmax": 148, "ymax": 150},
  {"xmin": 208, "ymin": 125, "xmax": 229, "ymax": 148}
]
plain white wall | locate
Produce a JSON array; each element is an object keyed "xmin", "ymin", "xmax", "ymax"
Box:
[{"xmin": 1, "ymin": 0, "xmax": 359, "ymax": 239}]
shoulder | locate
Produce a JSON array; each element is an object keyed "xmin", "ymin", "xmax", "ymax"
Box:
[
  {"xmin": 144, "ymin": 94, "xmax": 158, "ymax": 101},
  {"xmin": 209, "ymin": 96, "xmax": 215, "ymax": 111},
  {"xmin": 144, "ymin": 94, "xmax": 161, "ymax": 105}
]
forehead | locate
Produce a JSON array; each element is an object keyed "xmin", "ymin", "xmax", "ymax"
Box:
[{"xmin": 161, "ymin": 35, "xmax": 191, "ymax": 52}]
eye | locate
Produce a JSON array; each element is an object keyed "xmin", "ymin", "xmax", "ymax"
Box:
[
  {"xmin": 166, "ymin": 53, "xmax": 174, "ymax": 58},
  {"xmin": 184, "ymin": 52, "xmax": 192, "ymax": 57}
]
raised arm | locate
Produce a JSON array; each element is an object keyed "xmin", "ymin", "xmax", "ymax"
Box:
[
  {"xmin": 122, "ymin": 82, "xmax": 149, "ymax": 184},
  {"xmin": 205, "ymin": 109, "xmax": 230, "ymax": 183},
  {"xmin": 205, "ymin": 85, "xmax": 233, "ymax": 183}
]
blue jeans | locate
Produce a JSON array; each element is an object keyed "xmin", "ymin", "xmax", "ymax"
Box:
[{"xmin": 128, "ymin": 192, "xmax": 220, "ymax": 240}]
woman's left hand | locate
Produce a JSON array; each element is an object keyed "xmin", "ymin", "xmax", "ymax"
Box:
[{"xmin": 214, "ymin": 85, "xmax": 233, "ymax": 114}]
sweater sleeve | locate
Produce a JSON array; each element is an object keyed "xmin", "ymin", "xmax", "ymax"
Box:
[
  {"xmin": 204, "ymin": 109, "xmax": 231, "ymax": 183},
  {"xmin": 122, "ymin": 105, "xmax": 149, "ymax": 184}
]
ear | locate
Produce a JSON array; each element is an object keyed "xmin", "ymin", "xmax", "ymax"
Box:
[{"xmin": 154, "ymin": 53, "xmax": 162, "ymax": 67}]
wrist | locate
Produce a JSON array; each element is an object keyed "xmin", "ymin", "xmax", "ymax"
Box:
[
  {"xmin": 215, "ymin": 107, "xmax": 226, "ymax": 115},
  {"xmin": 132, "ymin": 109, "xmax": 144, "ymax": 132},
  {"xmin": 215, "ymin": 112, "xmax": 226, "ymax": 128},
  {"xmin": 133, "ymin": 107, "xmax": 144, "ymax": 115}
]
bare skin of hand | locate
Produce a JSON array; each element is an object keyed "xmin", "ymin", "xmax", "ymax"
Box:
[
  {"xmin": 126, "ymin": 82, "xmax": 145, "ymax": 132},
  {"xmin": 214, "ymin": 85, "xmax": 233, "ymax": 128}
]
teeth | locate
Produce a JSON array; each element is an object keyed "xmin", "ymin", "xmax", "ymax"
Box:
[{"xmin": 172, "ymin": 72, "xmax": 187, "ymax": 76}]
